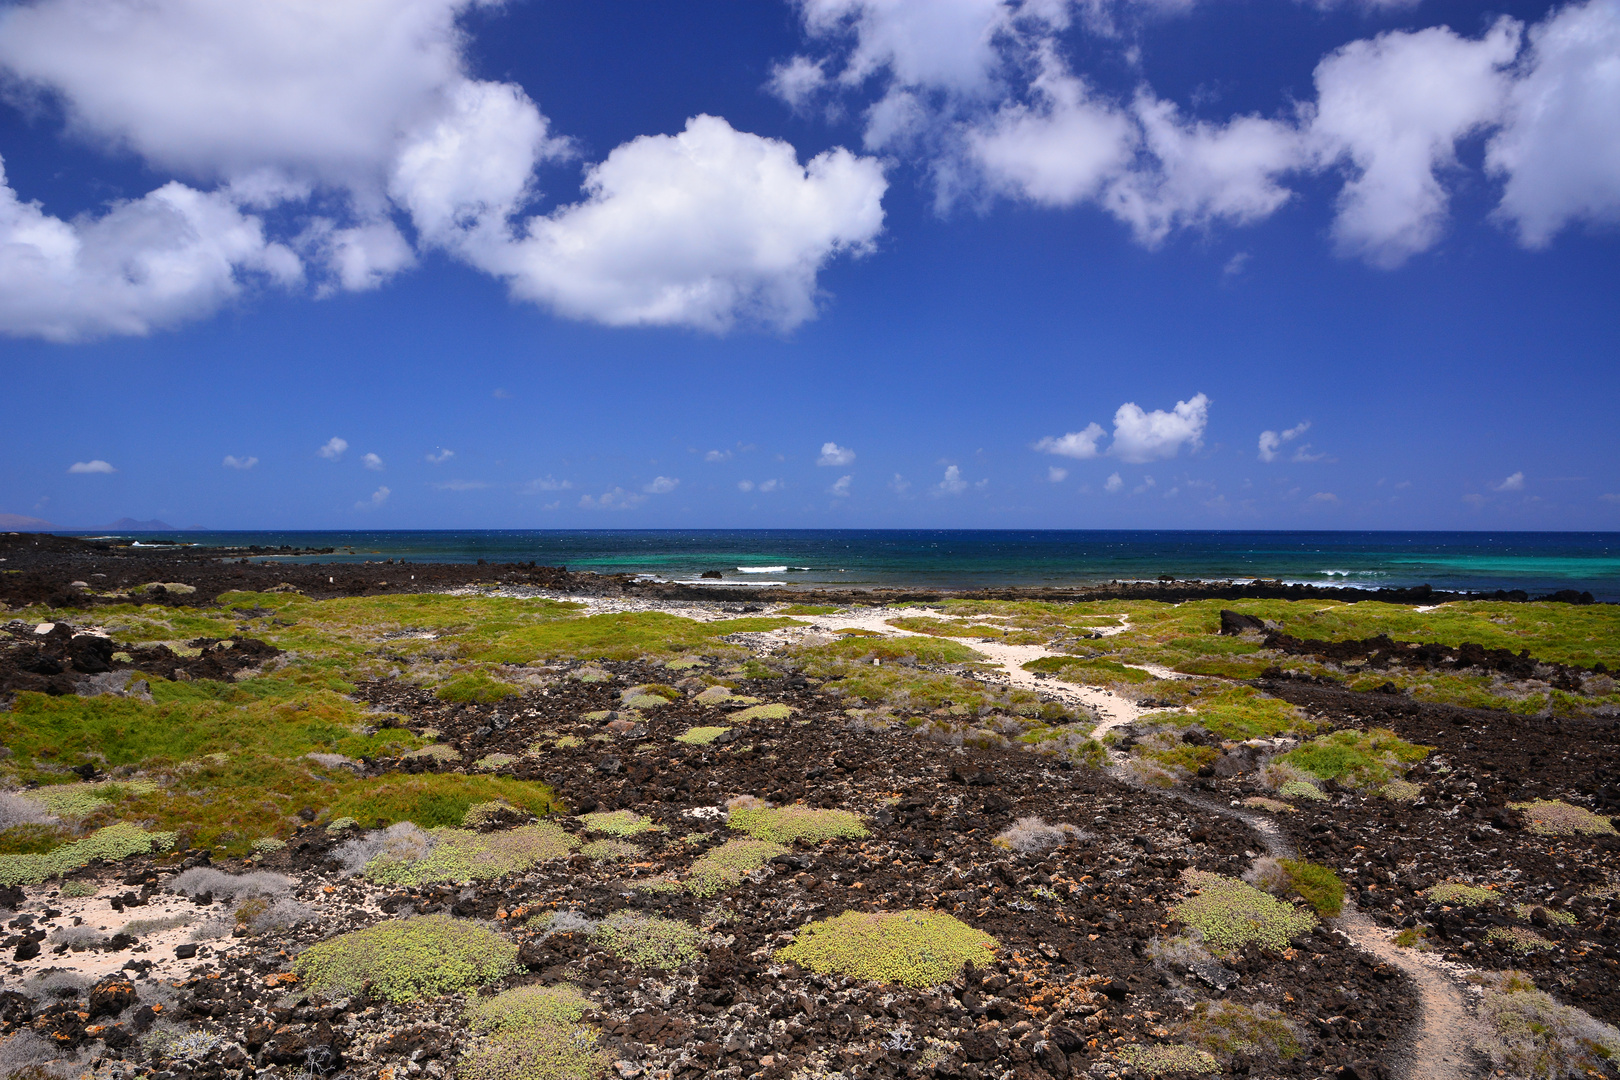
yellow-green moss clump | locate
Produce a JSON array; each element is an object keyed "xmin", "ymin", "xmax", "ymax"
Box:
[
  {"xmin": 1278, "ymin": 859, "xmax": 1345, "ymax": 917},
  {"xmin": 1278, "ymin": 728, "xmax": 1429, "ymax": 789},
  {"xmin": 1510, "ymin": 799, "xmax": 1617, "ymax": 837},
  {"xmin": 728, "ymin": 703, "xmax": 793, "ymax": 722},
  {"xmin": 591, "ymin": 911, "xmax": 703, "ymax": 970},
  {"xmin": 776, "ymin": 910, "xmax": 996, "ymax": 987},
  {"xmin": 1170, "ymin": 871, "xmax": 1317, "ymax": 952},
  {"xmin": 1425, "ymin": 881, "xmax": 1501, "ymax": 907},
  {"xmin": 459, "ymin": 984, "xmax": 609, "ymax": 1080},
  {"xmin": 579, "ymin": 839, "xmax": 638, "ymax": 861},
  {"xmin": 675, "ymin": 726, "xmax": 730, "ymax": 745},
  {"xmin": 436, "ymin": 673, "xmax": 522, "ymax": 703},
  {"xmin": 579, "ymin": 810, "xmax": 661, "ymax": 837},
  {"xmin": 685, "ymin": 838, "xmax": 787, "ymax": 897},
  {"xmin": 1118, "ymin": 1044, "xmax": 1220, "ymax": 1076},
  {"xmin": 727, "ymin": 804, "xmax": 867, "ymax": 845},
  {"xmin": 0, "ymin": 823, "xmax": 176, "ymax": 886},
  {"xmin": 364, "ymin": 824, "xmax": 575, "ymax": 885},
  {"xmin": 294, "ymin": 915, "xmax": 518, "ymax": 1002}
]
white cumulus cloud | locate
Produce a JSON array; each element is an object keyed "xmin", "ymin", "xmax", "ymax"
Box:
[
  {"xmin": 1110, "ymin": 393, "xmax": 1210, "ymax": 464},
  {"xmin": 829, "ymin": 474, "xmax": 853, "ymax": 497},
  {"xmin": 453, "ymin": 116, "xmax": 887, "ymax": 332},
  {"xmin": 1488, "ymin": 0, "xmax": 1620, "ymax": 247},
  {"xmin": 222, "ymin": 455, "xmax": 258, "ymax": 470},
  {"xmin": 818, "ymin": 441, "xmax": 857, "ymax": 466},
  {"xmin": 1493, "ymin": 471, "xmax": 1526, "ymax": 491},
  {"xmin": 1104, "ymin": 472, "xmax": 1123, "ymax": 493},
  {"xmin": 704, "ymin": 449, "xmax": 732, "ymax": 462},
  {"xmin": 318, "ymin": 437, "xmax": 348, "ymax": 461},
  {"xmin": 426, "ymin": 448, "xmax": 454, "ymax": 464},
  {"xmin": 1258, "ymin": 420, "xmax": 1310, "ymax": 462},
  {"xmin": 519, "ymin": 476, "xmax": 572, "ymax": 495},
  {"xmin": 68, "ymin": 459, "xmax": 116, "ymax": 474},
  {"xmin": 1034, "ymin": 422, "xmax": 1106, "ymax": 460},
  {"xmin": 643, "ymin": 476, "xmax": 680, "ymax": 495},
  {"xmin": 362, "ymin": 452, "xmax": 385, "ymax": 471},
  {"xmin": 935, "ymin": 465, "xmax": 969, "ymax": 495},
  {"xmin": 1048, "ymin": 466, "xmax": 1068, "ymax": 482}
]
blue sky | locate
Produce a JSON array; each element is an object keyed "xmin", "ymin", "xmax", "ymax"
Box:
[{"xmin": 1, "ymin": 0, "xmax": 1617, "ymax": 531}]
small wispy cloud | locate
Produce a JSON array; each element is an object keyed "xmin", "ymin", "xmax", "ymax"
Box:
[
  {"xmin": 432, "ymin": 480, "xmax": 490, "ymax": 491},
  {"xmin": 520, "ymin": 476, "xmax": 572, "ymax": 495},
  {"xmin": 818, "ymin": 442, "xmax": 855, "ymax": 467},
  {"xmin": 580, "ymin": 488, "xmax": 645, "ymax": 510},
  {"xmin": 1493, "ymin": 471, "xmax": 1525, "ymax": 492},
  {"xmin": 1599, "ymin": 493, "xmax": 1620, "ymax": 504},
  {"xmin": 889, "ymin": 474, "xmax": 910, "ymax": 495},
  {"xmin": 828, "ymin": 475, "xmax": 852, "ymax": 497},
  {"xmin": 222, "ymin": 455, "xmax": 258, "ymax": 470},
  {"xmin": 68, "ymin": 460, "xmax": 115, "ymax": 474},
  {"xmin": 1223, "ymin": 251, "xmax": 1251, "ymax": 277},
  {"xmin": 355, "ymin": 485, "xmax": 390, "ymax": 510},
  {"xmin": 362, "ymin": 452, "xmax": 385, "ymax": 471},
  {"xmin": 1309, "ymin": 491, "xmax": 1339, "ymax": 504},
  {"xmin": 318, "ymin": 437, "xmax": 348, "ymax": 461},
  {"xmin": 1258, "ymin": 421, "xmax": 1310, "ymax": 463},
  {"xmin": 704, "ymin": 449, "xmax": 732, "ymax": 463},
  {"xmin": 1048, "ymin": 466, "xmax": 1068, "ymax": 483},
  {"xmin": 493, "ymin": 388, "xmax": 512, "ymax": 399},
  {"xmin": 1104, "ymin": 472, "xmax": 1123, "ymax": 493},
  {"xmin": 426, "ymin": 448, "xmax": 455, "ymax": 464},
  {"xmin": 644, "ymin": 476, "xmax": 680, "ymax": 495}
]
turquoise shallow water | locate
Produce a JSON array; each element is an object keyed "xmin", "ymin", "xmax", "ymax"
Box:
[{"xmin": 76, "ymin": 529, "xmax": 1620, "ymax": 600}]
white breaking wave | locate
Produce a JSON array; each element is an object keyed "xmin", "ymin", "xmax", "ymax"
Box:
[{"xmin": 736, "ymin": 565, "xmax": 811, "ymax": 573}]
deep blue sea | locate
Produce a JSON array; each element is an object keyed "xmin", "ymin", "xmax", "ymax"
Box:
[{"xmin": 71, "ymin": 530, "xmax": 1620, "ymax": 600}]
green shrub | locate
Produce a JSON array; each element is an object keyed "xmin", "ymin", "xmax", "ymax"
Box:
[
  {"xmin": 364, "ymin": 824, "xmax": 575, "ymax": 885},
  {"xmin": 1170, "ymin": 871, "xmax": 1317, "ymax": 953},
  {"xmin": 0, "ymin": 823, "xmax": 176, "ymax": 886},
  {"xmin": 776, "ymin": 909, "xmax": 996, "ymax": 987},
  {"xmin": 463, "ymin": 800, "xmax": 521, "ymax": 828},
  {"xmin": 1278, "ymin": 860, "xmax": 1344, "ymax": 917},
  {"xmin": 1279, "ymin": 728, "xmax": 1429, "ymax": 788},
  {"xmin": 1510, "ymin": 799, "xmax": 1617, "ymax": 837},
  {"xmin": 1277, "ymin": 780, "xmax": 1327, "ymax": 802},
  {"xmin": 579, "ymin": 810, "xmax": 660, "ymax": 837},
  {"xmin": 436, "ymin": 673, "xmax": 522, "ymax": 703},
  {"xmin": 727, "ymin": 804, "xmax": 867, "ymax": 845},
  {"xmin": 591, "ymin": 911, "xmax": 702, "ymax": 970},
  {"xmin": 686, "ymin": 838, "xmax": 786, "ymax": 897},
  {"xmin": 60, "ymin": 880, "xmax": 97, "ymax": 897},
  {"xmin": 294, "ymin": 915, "xmax": 518, "ymax": 1002}
]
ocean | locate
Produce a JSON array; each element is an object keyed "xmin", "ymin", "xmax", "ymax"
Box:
[{"xmin": 81, "ymin": 529, "xmax": 1620, "ymax": 600}]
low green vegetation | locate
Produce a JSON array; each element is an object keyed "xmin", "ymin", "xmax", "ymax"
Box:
[
  {"xmin": 459, "ymin": 985, "xmax": 610, "ymax": 1080},
  {"xmin": 1473, "ymin": 970, "xmax": 1620, "ymax": 1079},
  {"xmin": 675, "ymin": 726, "xmax": 730, "ymax": 745},
  {"xmin": 0, "ymin": 822, "xmax": 175, "ymax": 886},
  {"xmin": 437, "ymin": 673, "xmax": 522, "ymax": 703},
  {"xmin": 1424, "ymin": 881, "xmax": 1501, "ymax": 907},
  {"xmin": 1510, "ymin": 799, "xmax": 1618, "ymax": 836},
  {"xmin": 1279, "ymin": 728, "xmax": 1430, "ymax": 788},
  {"xmin": 727, "ymin": 803, "xmax": 867, "ymax": 844},
  {"xmin": 1171, "ymin": 871, "xmax": 1317, "ymax": 953},
  {"xmin": 779, "ymin": 604, "xmax": 842, "ymax": 616},
  {"xmin": 1118, "ymin": 1044, "xmax": 1220, "ymax": 1076},
  {"xmin": 464, "ymin": 983, "xmax": 594, "ymax": 1035},
  {"xmin": 591, "ymin": 911, "xmax": 703, "ymax": 970},
  {"xmin": 364, "ymin": 824, "xmax": 576, "ymax": 885},
  {"xmin": 1176, "ymin": 1001, "xmax": 1301, "ymax": 1063},
  {"xmin": 686, "ymin": 838, "xmax": 787, "ymax": 897},
  {"xmin": 294, "ymin": 915, "xmax": 518, "ymax": 1003},
  {"xmin": 579, "ymin": 810, "xmax": 661, "ymax": 837},
  {"xmin": 727, "ymin": 703, "xmax": 793, "ymax": 722},
  {"xmin": 1277, "ymin": 859, "xmax": 1345, "ymax": 917},
  {"xmin": 776, "ymin": 909, "xmax": 996, "ymax": 987}
]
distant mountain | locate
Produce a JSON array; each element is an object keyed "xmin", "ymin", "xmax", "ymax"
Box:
[
  {"xmin": 0, "ymin": 513, "xmax": 58, "ymax": 530},
  {"xmin": 106, "ymin": 517, "xmax": 177, "ymax": 531}
]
